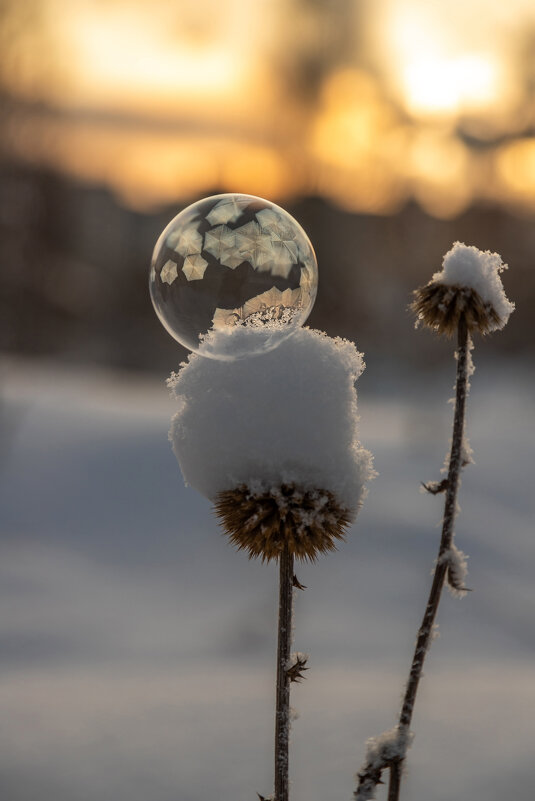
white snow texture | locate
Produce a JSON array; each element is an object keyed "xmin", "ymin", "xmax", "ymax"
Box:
[
  {"xmin": 168, "ymin": 327, "xmax": 374, "ymax": 512},
  {"xmin": 355, "ymin": 726, "xmax": 413, "ymax": 801},
  {"xmin": 432, "ymin": 242, "xmax": 514, "ymax": 330}
]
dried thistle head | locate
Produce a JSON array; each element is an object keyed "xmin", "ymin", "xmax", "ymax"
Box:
[
  {"xmin": 411, "ymin": 281, "xmax": 501, "ymax": 337},
  {"xmin": 214, "ymin": 483, "xmax": 354, "ymax": 562},
  {"xmin": 411, "ymin": 242, "xmax": 514, "ymax": 337}
]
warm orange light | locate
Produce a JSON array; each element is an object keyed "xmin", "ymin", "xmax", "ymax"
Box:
[
  {"xmin": 310, "ymin": 69, "xmax": 397, "ymax": 168},
  {"xmin": 306, "ymin": 69, "xmax": 407, "ymax": 213},
  {"xmin": 2, "ymin": 0, "xmax": 534, "ymax": 218},
  {"xmin": 407, "ymin": 129, "xmax": 473, "ymax": 217},
  {"xmin": 60, "ymin": 12, "xmax": 241, "ymax": 97},
  {"xmin": 49, "ymin": 0, "xmax": 271, "ymax": 119},
  {"xmin": 495, "ymin": 139, "xmax": 535, "ymax": 210},
  {"xmin": 218, "ymin": 146, "xmax": 289, "ymax": 201},
  {"xmin": 404, "ymin": 54, "xmax": 499, "ymax": 116},
  {"xmin": 379, "ymin": 4, "xmax": 505, "ymax": 118}
]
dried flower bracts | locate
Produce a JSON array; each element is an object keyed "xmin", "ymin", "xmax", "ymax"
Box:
[
  {"xmin": 412, "ymin": 242, "xmax": 514, "ymax": 336},
  {"xmin": 412, "ymin": 282, "xmax": 501, "ymax": 336},
  {"xmin": 215, "ymin": 483, "xmax": 353, "ymax": 562}
]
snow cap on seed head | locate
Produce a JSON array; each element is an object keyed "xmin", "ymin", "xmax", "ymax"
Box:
[
  {"xmin": 412, "ymin": 242, "xmax": 514, "ymax": 337},
  {"xmin": 168, "ymin": 326, "xmax": 374, "ymax": 562}
]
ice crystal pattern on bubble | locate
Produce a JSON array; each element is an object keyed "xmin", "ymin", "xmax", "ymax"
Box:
[{"xmin": 149, "ymin": 194, "xmax": 318, "ymax": 360}]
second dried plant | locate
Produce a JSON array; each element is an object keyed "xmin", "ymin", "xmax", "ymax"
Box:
[{"xmin": 355, "ymin": 242, "xmax": 514, "ymax": 801}]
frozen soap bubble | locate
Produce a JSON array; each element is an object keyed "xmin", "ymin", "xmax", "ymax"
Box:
[{"xmin": 149, "ymin": 193, "xmax": 318, "ymax": 360}]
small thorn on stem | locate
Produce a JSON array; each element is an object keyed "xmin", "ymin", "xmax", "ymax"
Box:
[
  {"xmin": 421, "ymin": 479, "xmax": 449, "ymax": 495},
  {"xmin": 292, "ymin": 574, "xmax": 307, "ymax": 590},
  {"xmin": 286, "ymin": 655, "xmax": 308, "ymax": 683}
]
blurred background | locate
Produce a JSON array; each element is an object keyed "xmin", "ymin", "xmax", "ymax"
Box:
[
  {"xmin": 0, "ymin": 0, "xmax": 533, "ymax": 369},
  {"xmin": 1, "ymin": 2, "xmax": 534, "ymax": 801}
]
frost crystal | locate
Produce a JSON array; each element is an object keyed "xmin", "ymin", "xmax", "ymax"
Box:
[
  {"xmin": 438, "ymin": 544, "xmax": 469, "ymax": 598},
  {"xmin": 355, "ymin": 726, "xmax": 413, "ymax": 801}
]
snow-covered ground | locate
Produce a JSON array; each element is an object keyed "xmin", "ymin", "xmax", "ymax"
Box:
[{"xmin": 0, "ymin": 354, "xmax": 533, "ymax": 801}]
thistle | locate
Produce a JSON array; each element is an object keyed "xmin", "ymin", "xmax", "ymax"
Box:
[
  {"xmin": 152, "ymin": 196, "xmax": 374, "ymax": 801},
  {"xmin": 412, "ymin": 282, "xmax": 501, "ymax": 336},
  {"xmin": 412, "ymin": 241, "xmax": 514, "ymax": 337},
  {"xmin": 215, "ymin": 481, "xmax": 355, "ymax": 801},
  {"xmin": 167, "ymin": 327, "xmax": 374, "ymax": 801},
  {"xmin": 355, "ymin": 242, "xmax": 514, "ymax": 801},
  {"xmin": 214, "ymin": 483, "xmax": 354, "ymax": 563}
]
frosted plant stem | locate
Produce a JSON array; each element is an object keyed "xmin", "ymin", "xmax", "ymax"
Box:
[
  {"xmin": 387, "ymin": 759, "xmax": 402, "ymax": 801},
  {"xmin": 387, "ymin": 316, "xmax": 470, "ymax": 801},
  {"xmin": 274, "ymin": 540, "xmax": 294, "ymax": 801},
  {"xmin": 355, "ymin": 317, "xmax": 470, "ymax": 801}
]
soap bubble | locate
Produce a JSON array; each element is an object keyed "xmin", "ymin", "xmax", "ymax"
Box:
[{"xmin": 149, "ymin": 193, "xmax": 318, "ymax": 360}]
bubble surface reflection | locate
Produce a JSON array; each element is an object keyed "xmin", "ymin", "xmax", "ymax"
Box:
[{"xmin": 149, "ymin": 194, "xmax": 318, "ymax": 360}]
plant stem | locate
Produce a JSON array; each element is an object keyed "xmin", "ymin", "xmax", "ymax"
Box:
[
  {"xmin": 388, "ymin": 316, "xmax": 470, "ymax": 800},
  {"xmin": 388, "ymin": 759, "xmax": 402, "ymax": 801},
  {"xmin": 274, "ymin": 540, "xmax": 294, "ymax": 801},
  {"xmin": 355, "ymin": 317, "xmax": 471, "ymax": 801}
]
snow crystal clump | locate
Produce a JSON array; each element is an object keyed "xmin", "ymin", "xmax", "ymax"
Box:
[
  {"xmin": 438, "ymin": 544, "xmax": 469, "ymax": 598},
  {"xmin": 362, "ymin": 726, "xmax": 411, "ymax": 769},
  {"xmin": 432, "ymin": 242, "xmax": 514, "ymax": 330},
  {"xmin": 355, "ymin": 726, "xmax": 413, "ymax": 801},
  {"xmin": 167, "ymin": 327, "xmax": 374, "ymax": 513}
]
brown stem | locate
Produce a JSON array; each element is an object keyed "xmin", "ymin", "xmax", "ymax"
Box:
[
  {"xmin": 274, "ymin": 540, "xmax": 293, "ymax": 801},
  {"xmin": 388, "ymin": 760, "xmax": 402, "ymax": 801},
  {"xmin": 355, "ymin": 317, "xmax": 471, "ymax": 801},
  {"xmin": 388, "ymin": 316, "xmax": 469, "ymax": 799}
]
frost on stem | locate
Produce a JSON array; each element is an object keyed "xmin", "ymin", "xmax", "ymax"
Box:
[
  {"xmin": 461, "ymin": 436, "xmax": 474, "ymax": 468},
  {"xmin": 354, "ymin": 242, "xmax": 514, "ymax": 801},
  {"xmin": 412, "ymin": 242, "xmax": 514, "ymax": 337},
  {"xmin": 354, "ymin": 727, "xmax": 413, "ymax": 801},
  {"xmin": 438, "ymin": 544, "xmax": 470, "ymax": 598}
]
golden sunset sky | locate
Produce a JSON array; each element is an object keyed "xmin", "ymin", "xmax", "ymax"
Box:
[{"xmin": 1, "ymin": 0, "xmax": 534, "ymax": 216}]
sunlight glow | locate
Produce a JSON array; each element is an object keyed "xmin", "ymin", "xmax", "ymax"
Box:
[
  {"xmin": 69, "ymin": 16, "xmax": 240, "ymax": 95},
  {"xmin": 382, "ymin": 6, "xmax": 504, "ymax": 117},
  {"xmin": 2, "ymin": 0, "xmax": 534, "ymax": 216},
  {"xmin": 496, "ymin": 139, "xmax": 535, "ymax": 210},
  {"xmin": 404, "ymin": 55, "xmax": 499, "ymax": 115},
  {"xmin": 52, "ymin": 1, "xmax": 268, "ymax": 115},
  {"xmin": 407, "ymin": 130, "xmax": 473, "ymax": 217},
  {"xmin": 310, "ymin": 70, "xmax": 397, "ymax": 168}
]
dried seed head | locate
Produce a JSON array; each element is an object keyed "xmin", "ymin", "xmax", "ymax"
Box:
[
  {"xmin": 214, "ymin": 483, "xmax": 354, "ymax": 562},
  {"xmin": 411, "ymin": 281, "xmax": 501, "ymax": 337}
]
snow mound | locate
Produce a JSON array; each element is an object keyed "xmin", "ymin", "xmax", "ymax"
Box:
[
  {"xmin": 168, "ymin": 327, "xmax": 374, "ymax": 513},
  {"xmin": 432, "ymin": 242, "xmax": 514, "ymax": 330}
]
